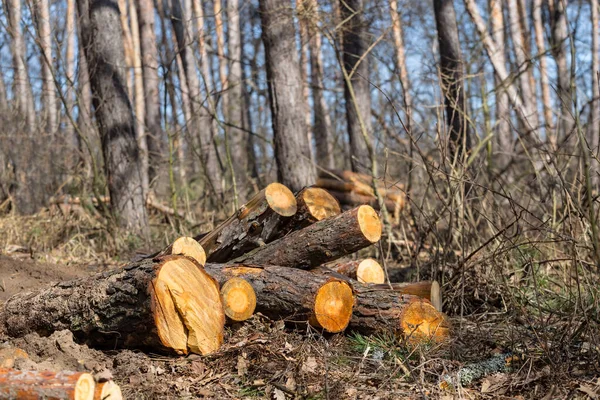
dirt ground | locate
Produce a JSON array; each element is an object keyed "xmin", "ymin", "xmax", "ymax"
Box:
[{"xmin": 1, "ymin": 254, "xmax": 599, "ymax": 399}]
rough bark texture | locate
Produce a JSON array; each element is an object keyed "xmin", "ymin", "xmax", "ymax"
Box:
[
  {"xmin": 137, "ymin": 0, "xmax": 163, "ymax": 185},
  {"xmin": 204, "ymin": 264, "xmax": 354, "ymax": 333},
  {"xmin": 340, "ymin": 0, "xmax": 371, "ymax": 171},
  {"xmin": 234, "ymin": 205, "xmax": 382, "ymax": 269},
  {"xmin": 198, "ymin": 183, "xmax": 297, "ymax": 262},
  {"xmin": 433, "ymin": 0, "xmax": 471, "ymax": 158},
  {"xmin": 0, "ymin": 368, "xmax": 96, "ymax": 400},
  {"xmin": 260, "ymin": 0, "xmax": 317, "ymax": 191},
  {"xmin": 78, "ymin": 0, "xmax": 149, "ymax": 234}
]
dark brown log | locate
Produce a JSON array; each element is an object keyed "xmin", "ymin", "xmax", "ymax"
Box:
[
  {"xmin": 349, "ymin": 285, "xmax": 450, "ymax": 343},
  {"xmin": 204, "ymin": 264, "xmax": 354, "ymax": 333},
  {"xmin": 198, "ymin": 183, "xmax": 297, "ymax": 263},
  {"xmin": 0, "ymin": 368, "xmax": 96, "ymax": 400},
  {"xmin": 0, "ymin": 256, "xmax": 224, "ymax": 355},
  {"xmin": 233, "ymin": 205, "xmax": 382, "ymax": 269}
]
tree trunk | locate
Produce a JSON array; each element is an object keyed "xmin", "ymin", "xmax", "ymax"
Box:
[
  {"xmin": 489, "ymin": 0, "xmax": 512, "ymax": 166},
  {"xmin": 234, "ymin": 205, "xmax": 382, "ymax": 268},
  {"xmin": 172, "ymin": 0, "xmax": 224, "ymax": 199},
  {"xmin": 591, "ymin": 0, "xmax": 600, "ymax": 188},
  {"xmin": 64, "ymin": 0, "xmax": 79, "ymax": 156},
  {"xmin": 0, "ymin": 369, "xmax": 96, "ymax": 400},
  {"xmin": 227, "ymin": 0, "xmax": 251, "ymax": 201},
  {"xmin": 129, "ymin": 0, "xmax": 149, "ymax": 194},
  {"xmin": 204, "ymin": 264, "xmax": 354, "ymax": 333},
  {"xmin": 259, "ymin": 0, "xmax": 317, "ymax": 191},
  {"xmin": 297, "ymin": 1, "xmax": 316, "ymax": 165},
  {"xmin": 433, "ymin": 0, "xmax": 471, "ymax": 158},
  {"xmin": 339, "ymin": 0, "xmax": 371, "ymax": 171},
  {"xmin": 137, "ymin": 0, "xmax": 163, "ymax": 185},
  {"xmin": 0, "ymin": 256, "xmax": 224, "ymax": 355},
  {"xmin": 533, "ymin": 0, "xmax": 554, "ymax": 139},
  {"xmin": 33, "ymin": 0, "xmax": 58, "ymax": 135},
  {"xmin": 117, "ymin": 0, "xmax": 134, "ymax": 97},
  {"xmin": 77, "ymin": 0, "xmax": 149, "ymax": 234}
]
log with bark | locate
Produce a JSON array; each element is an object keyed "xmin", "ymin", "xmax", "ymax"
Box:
[
  {"xmin": 324, "ymin": 189, "xmax": 403, "ymax": 214},
  {"xmin": 198, "ymin": 182, "xmax": 297, "ymax": 263},
  {"xmin": 0, "ymin": 368, "xmax": 96, "ymax": 400},
  {"xmin": 233, "ymin": 205, "xmax": 382, "ymax": 269},
  {"xmin": 203, "ymin": 264, "xmax": 355, "ymax": 333},
  {"xmin": 349, "ymin": 284, "xmax": 450, "ymax": 343},
  {"xmin": 370, "ymin": 281, "xmax": 442, "ymax": 311},
  {"xmin": 0, "ymin": 256, "xmax": 224, "ymax": 355},
  {"xmin": 316, "ymin": 169, "xmax": 405, "ymax": 204},
  {"xmin": 322, "ymin": 258, "xmax": 385, "ymax": 284},
  {"xmin": 279, "ymin": 187, "xmax": 341, "ymax": 235},
  {"xmin": 146, "ymin": 236, "xmax": 207, "ymax": 265}
]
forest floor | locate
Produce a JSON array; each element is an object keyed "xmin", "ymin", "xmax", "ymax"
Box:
[{"xmin": 0, "ymin": 209, "xmax": 598, "ymax": 399}]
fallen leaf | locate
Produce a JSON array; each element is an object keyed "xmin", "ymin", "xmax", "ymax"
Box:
[
  {"xmin": 301, "ymin": 357, "xmax": 318, "ymax": 374},
  {"xmin": 273, "ymin": 388, "xmax": 286, "ymax": 400},
  {"xmin": 237, "ymin": 355, "xmax": 248, "ymax": 377},
  {"xmin": 578, "ymin": 384, "xmax": 598, "ymax": 399}
]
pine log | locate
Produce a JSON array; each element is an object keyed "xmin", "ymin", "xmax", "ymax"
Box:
[
  {"xmin": 325, "ymin": 258, "xmax": 385, "ymax": 284},
  {"xmin": 370, "ymin": 281, "xmax": 442, "ymax": 311},
  {"xmin": 349, "ymin": 285, "xmax": 450, "ymax": 344},
  {"xmin": 198, "ymin": 183, "xmax": 297, "ymax": 263},
  {"xmin": 279, "ymin": 187, "xmax": 341, "ymax": 234},
  {"xmin": 326, "ymin": 189, "xmax": 403, "ymax": 214},
  {"xmin": 94, "ymin": 380, "xmax": 122, "ymax": 400},
  {"xmin": 0, "ymin": 368, "xmax": 95, "ymax": 400},
  {"xmin": 0, "ymin": 256, "xmax": 224, "ymax": 355},
  {"xmin": 150, "ymin": 236, "xmax": 207, "ymax": 265},
  {"xmin": 204, "ymin": 264, "xmax": 354, "ymax": 333},
  {"xmin": 233, "ymin": 205, "xmax": 382, "ymax": 269},
  {"xmin": 220, "ymin": 277, "xmax": 257, "ymax": 322}
]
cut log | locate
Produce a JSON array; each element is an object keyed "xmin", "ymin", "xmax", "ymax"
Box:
[
  {"xmin": 279, "ymin": 187, "xmax": 341, "ymax": 234},
  {"xmin": 220, "ymin": 277, "xmax": 257, "ymax": 322},
  {"xmin": 349, "ymin": 286, "xmax": 450, "ymax": 344},
  {"xmin": 370, "ymin": 281, "xmax": 442, "ymax": 311},
  {"xmin": 325, "ymin": 189, "xmax": 402, "ymax": 214},
  {"xmin": 0, "ymin": 368, "xmax": 95, "ymax": 400},
  {"xmin": 152, "ymin": 236, "xmax": 207, "ymax": 265},
  {"xmin": 94, "ymin": 380, "xmax": 122, "ymax": 400},
  {"xmin": 325, "ymin": 258, "xmax": 385, "ymax": 284},
  {"xmin": 204, "ymin": 264, "xmax": 354, "ymax": 333},
  {"xmin": 234, "ymin": 205, "xmax": 382, "ymax": 269},
  {"xmin": 198, "ymin": 183, "xmax": 297, "ymax": 263},
  {"xmin": 0, "ymin": 256, "xmax": 224, "ymax": 355}
]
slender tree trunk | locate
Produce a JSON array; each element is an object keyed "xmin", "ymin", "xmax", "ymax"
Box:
[
  {"xmin": 339, "ymin": 0, "xmax": 371, "ymax": 171},
  {"xmin": 489, "ymin": 0, "xmax": 512, "ymax": 166},
  {"xmin": 33, "ymin": 0, "xmax": 58, "ymax": 135},
  {"xmin": 78, "ymin": 0, "xmax": 149, "ymax": 234},
  {"xmin": 533, "ymin": 0, "xmax": 554, "ymax": 139},
  {"xmin": 591, "ymin": 0, "xmax": 600, "ymax": 186},
  {"xmin": 433, "ymin": 0, "xmax": 471, "ymax": 158},
  {"xmin": 548, "ymin": 0, "xmax": 573, "ymax": 142},
  {"xmin": 6, "ymin": 0, "xmax": 36, "ymax": 132},
  {"xmin": 303, "ymin": 0, "xmax": 334, "ymax": 169},
  {"xmin": 137, "ymin": 0, "xmax": 163, "ymax": 185},
  {"xmin": 117, "ymin": 0, "xmax": 134, "ymax": 97},
  {"xmin": 507, "ymin": 0, "xmax": 539, "ymax": 133},
  {"xmin": 129, "ymin": 0, "xmax": 149, "ymax": 193},
  {"xmin": 76, "ymin": 24, "xmax": 96, "ymax": 173},
  {"xmin": 227, "ymin": 0, "xmax": 251, "ymax": 201},
  {"xmin": 517, "ymin": 0, "xmax": 536, "ymax": 100},
  {"xmin": 172, "ymin": 0, "xmax": 224, "ymax": 199},
  {"xmin": 259, "ymin": 0, "xmax": 317, "ymax": 191},
  {"xmin": 65, "ymin": 0, "xmax": 79, "ymax": 153},
  {"xmin": 297, "ymin": 1, "xmax": 316, "ymax": 165}
]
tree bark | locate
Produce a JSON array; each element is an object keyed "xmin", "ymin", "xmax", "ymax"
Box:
[
  {"xmin": 322, "ymin": 258, "xmax": 385, "ymax": 284},
  {"xmin": 433, "ymin": 0, "xmax": 471, "ymax": 158},
  {"xmin": 0, "ymin": 256, "xmax": 224, "ymax": 355},
  {"xmin": 532, "ymin": 0, "xmax": 554, "ymax": 138},
  {"xmin": 204, "ymin": 264, "xmax": 354, "ymax": 333},
  {"xmin": 0, "ymin": 369, "xmax": 96, "ymax": 400},
  {"xmin": 65, "ymin": 0, "xmax": 79, "ymax": 154},
  {"xmin": 590, "ymin": 0, "xmax": 599, "ymax": 186},
  {"xmin": 78, "ymin": 0, "xmax": 149, "ymax": 234},
  {"xmin": 234, "ymin": 205, "xmax": 382, "ymax": 269},
  {"xmin": 340, "ymin": 0, "xmax": 372, "ymax": 171},
  {"xmin": 259, "ymin": 0, "xmax": 317, "ymax": 191}
]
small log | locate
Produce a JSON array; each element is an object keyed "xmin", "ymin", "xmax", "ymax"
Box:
[
  {"xmin": 370, "ymin": 281, "xmax": 442, "ymax": 311},
  {"xmin": 234, "ymin": 205, "xmax": 382, "ymax": 269},
  {"xmin": 204, "ymin": 264, "xmax": 354, "ymax": 333},
  {"xmin": 349, "ymin": 286, "xmax": 450, "ymax": 344},
  {"xmin": 198, "ymin": 183, "xmax": 297, "ymax": 263},
  {"xmin": 94, "ymin": 380, "xmax": 122, "ymax": 400},
  {"xmin": 0, "ymin": 256, "xmax": 224, "ymax": 355},
  {"xmin": 279, "ymin": 187, "xmax": 341, "ymax": 234},
  {"xmin": 220, "ymin": 277, "xmax": 257, "ymax": 322},
  {"xmin": 0, "ymin": 368, "xmax": 95, "ymax": 400},
  {"xmin": 326, "ymin": 190, "xmax": 402, "ymax": 214},
  {"xmin": 151, "ymin": 236, "xmax": 207, "ymax": 265},
  {"xmin": 325, "ymin": 258, "xmax": 385, "ymax": 284}
]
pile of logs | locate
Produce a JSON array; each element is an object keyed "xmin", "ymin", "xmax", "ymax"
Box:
[
  {"xmin": 315, "ymin": 169, "xmax": 406, "ymax": 220},
  {"xmin": 0, "ymin": 183, "xmax": 449, "ymax": 359}
]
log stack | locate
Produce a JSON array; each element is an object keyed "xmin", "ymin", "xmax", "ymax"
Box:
[
  {"xmin": 315, "ymin": 169, "xmax": 406, "ymax": 221},
  {"xmin": 0, "ymin": 183, "xmax": 449, "ymax": 360}
]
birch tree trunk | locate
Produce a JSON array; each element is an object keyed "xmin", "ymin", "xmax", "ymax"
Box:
[
  {"xmin": 433, "ymin": 0, "xmax": 471, "ymax": 158},
  {"xmin": 340, "ymin": 0, "xmax": 372, "ymax": 171},
  {"xmin": 533, "ymin": 0, "xmax": 554, "ymax": 139},
  {"xmin": 489, "ymin": 0, "xmax": 512, "ymax": 166},
  {"xmin": 78, "ymin": 0, "xmax": 149, "ymax": 234},
  {"xmin": 137, "ymin": 0, "xmax": 163, "ymax": 184},
  {"xmin": 259, "ymin": 0, "xmax": 317, "ymax": 191}
]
